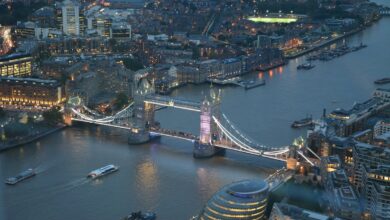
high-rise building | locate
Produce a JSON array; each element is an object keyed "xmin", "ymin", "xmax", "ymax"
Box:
[
  {"xmin": 361, "ymin": 165, "xmax": 390, "ymax": 219},
  {"xmin": 352, "ymin": 143, "xmax": 390, "ymax": 190},
  {"xmin": 198, "ymin": 179, "xmax": 269, "ymax": 219},
  {"xmin": 61, "ymin": 0, "xmax": 81, "ymax": 36},
  {"xmin": 352, "ymin": 143, "xmax": 390, "ymax": 219},
  {"xmin": 110, "ymin": 23, "xmax": 131, "ymax": 39}
]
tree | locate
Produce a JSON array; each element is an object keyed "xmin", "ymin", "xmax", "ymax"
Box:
[
  {"xmin": 4, "ymin": 122, "xmax": 26, "ymax": 137},
  {"xmin": 0, "ymin": 107, "xmax": 6, "ymax": 119},
  {"xmin": 114, "ymin": 93, "xmax": 129, "ymax": 110},
  {"xmin": 122, "ymin": 58, "xmax": 144, "ymax": 71},
  {"xmin": 42, "ymin": 108, "xmax": 63, "ymax": 125}
]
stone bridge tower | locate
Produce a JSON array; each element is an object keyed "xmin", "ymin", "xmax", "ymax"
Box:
[
  {"xmin": 193, "ymin": 87, "xmax": 222, "ymax": 158},
  {"xmin": 128, "ymin": 75, "xmax": 155, "ymax": 144}
]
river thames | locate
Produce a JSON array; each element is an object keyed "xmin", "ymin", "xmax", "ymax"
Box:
[{"xmin": 1, "ymin": 4, "xmax": 390, "ymax": 220}]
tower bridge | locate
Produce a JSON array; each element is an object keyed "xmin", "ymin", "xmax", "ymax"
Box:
[
  {"xmin": 144, "ymin": 94, "xmax": 201, "ymax": 112},
  {"xmin": 67, "ymin": 77, "xmax": 318, "ymax": 166}
]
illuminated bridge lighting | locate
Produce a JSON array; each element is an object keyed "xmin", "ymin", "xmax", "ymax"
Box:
[{"xmin": 68, "ymin": 95, "xmax": 316, "ymax": 164}]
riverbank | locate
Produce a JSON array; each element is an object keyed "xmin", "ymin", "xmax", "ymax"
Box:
[
  {"xmin": 285, "ymin": 27, "xmax": 365, "ymax": 59},
  {"xmin": 0, "ymin": 124, "xmax": 66, "ymax": 152}
]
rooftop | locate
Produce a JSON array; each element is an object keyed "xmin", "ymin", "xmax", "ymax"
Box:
[
  {"xmin": 273, "ymin": 203, "xmax": 332, "ymax": 220},
  {"xmin": 226, "ymin": 179, "xmax": 268, "ymax": 198},
  {"xmin": 0, "ymin": 77, "xmax": 60, "ymax": 87},
  {"xmin": 355, "ymin": 142, "xmax": 390, "ymax": 159},
  {"xmin": 0, "ymin": 53, "xmax": 31, "ymax": 62}
]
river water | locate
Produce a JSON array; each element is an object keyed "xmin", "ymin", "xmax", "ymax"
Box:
[{"xmin": 1, "ymin": 4, "xmax": 390, "ymax": 220}]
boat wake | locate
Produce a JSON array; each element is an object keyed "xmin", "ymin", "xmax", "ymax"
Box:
[
  {"xmin": 7, "ymin": 177, "xmax": 92, "ymax": 207},
  {"xmin": 44, "ymin": 178, "xmax": 92, "ymax": 194}
]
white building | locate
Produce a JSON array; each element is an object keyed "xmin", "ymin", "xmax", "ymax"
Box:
[
  {"xmin": 61, "ymin": 0, "xmax": 80, "ymax": 36},
  {"xmin": 374, "ymin": 120, "xmax": 390, "ymax": 138},
  {"xmin": 373, "ymin": 88, "xmax": 390, "ymax": 102}
]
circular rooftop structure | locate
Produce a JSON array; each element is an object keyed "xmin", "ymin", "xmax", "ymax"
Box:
[
  {"xmin": 227, "ymin": 179, "xmax": 269, "ymax": 198},
  {"xmin": 199, "ymin": 179, "xmax": 269, "ymax": 220}
]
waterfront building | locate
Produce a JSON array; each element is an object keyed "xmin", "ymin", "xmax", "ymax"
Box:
[
  {"xmin": 198, "ymin": 179, "xmax": 269, "ymax": 219},
  {"xmin": 373, "ymin": 88, "xmax": 390, "ymax": 102},
  {"xmin": 361, "ymin": 165, "xmax": 390, "ymax": 219},
  {"xmin": 269, "ymin": 202, "xmax": 333, "ymax": 220},
  {"xmin": 328, "ymin": 95, "xmax": 390, "ymax": 137},
  {"xmin": 0, "ymin": 77, "xmax": 66, "ymax": 109},
  {"xmin": 373, "ymin": 120, "xmax": 390, "ymax": 138},
  {"xmin": 242, "ymin": 48, "xmax": 284, "ymax": 72},
  {"xmin": 176, "ymin": 66, "xmax": 206, "ymax": 84},
  {"xmin": 0, "ymin": 53, "xmax": 33, "ymax": 77},
  {"xmin": 61, "ymin": 0, "xmax": 81, "ymax": 36},
  {"xmin": 220, "ymin": 58, "xmax": 242, "ymax": 78},
  {"xmin": 352, "ymin": 143, "xmax": 390, "ymax": 191},
  {"xmin": 198, "ymin": 59, "xmax": 221, "ymax": 79}
]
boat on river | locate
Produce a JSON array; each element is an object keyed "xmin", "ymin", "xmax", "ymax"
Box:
[
  {"xmin": 5, "ymin": 168, "xmax": 36, "ymax": 185},
  {"xmin": 87, "ymin": 164, "xmax": 119, "ymax": 179}
]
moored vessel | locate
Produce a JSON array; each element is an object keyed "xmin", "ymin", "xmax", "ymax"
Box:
[
  {"xmin": 5, "ymin": 168, "xmax": 36, "ymax": 185},
  {"xmin": 374, "ymin": 77, "xmax": 390, "ymax": 85},
  {"xmin": 243, "ymin": 79, "xmax": 266, "ymax": 90},
  {"xmin": 87, "ymin": 164, "xmax": 119, "ymax": 179},
  {"xmin": 297, "ymin": 63, "xmax": 315, "ymax": 70},
  {"xmin": 291, "ymin": 116, "xmax": 313, "ymax": 128}
]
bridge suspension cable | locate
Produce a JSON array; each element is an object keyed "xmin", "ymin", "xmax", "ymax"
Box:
[
  {"xmin": 71, "ymin": 102, "xmax": 134, "ymax": 123},
  {"xmin": 212, "ymin": 115, "xmax": 290, "ymax": 158}
]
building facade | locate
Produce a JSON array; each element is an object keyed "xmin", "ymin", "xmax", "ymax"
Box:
[
  {"xmin": 61, "ymin": 0, "xmax": 81, "ymax": 36},
  {"xmin": 269, "ymin": 202, "xmax": 333, "ymax": 220},
  {"xmin": 0, "ymin": 77, "xmax": 66, "ymax": 109},
  {"xmin": 0, "ymin": 53, "xmax": 33, "ymax": 77},
  {"xmin": 352, "ymin": 143, "xmax": 390, "ymax": 219},
  {"xmin": 361, "ymin": 165, "xmax": 390, "ymax": 219},
  {"xmin": 198, "ymin": 179, "xmax": 269, "ymax": 219},
  {"xmin": 374, "ymin": 120, "xmax": 390, "ymax": 138}
]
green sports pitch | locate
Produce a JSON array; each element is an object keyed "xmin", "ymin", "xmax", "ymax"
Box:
[{"xmin": 247, "ymin": 16, "xmax": 297, "ymax": 23}]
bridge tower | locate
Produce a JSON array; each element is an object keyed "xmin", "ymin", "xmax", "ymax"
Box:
[
  {"xmin": 193, "ymin": 87, "xmax": 222, "ymax": 158},
  {"xmin": 194, "ymin": 97, "xmax": 217, "ymax": 158},
  {"xmin": 128, "ymin": 76, "xmax": 155, "ymax": 144}
]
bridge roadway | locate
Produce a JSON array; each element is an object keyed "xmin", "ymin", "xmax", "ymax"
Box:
[
  {"xmin": 144, "ymin": 95, "xmax": 201, "ymax": 112},
  {"xmin": 69, "ymin": 96, "xmax": 303, "ymax": 162},
  {"xmin": 149, "ymin": 127, "xmax": 199, "ymax": 142},
  {"xmin": 265, "ymin": 168, "xmax": 294, "ymax": 192}
]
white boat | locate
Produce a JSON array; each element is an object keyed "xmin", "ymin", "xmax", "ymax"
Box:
[
  {"xmin": 5, "ymin": 168, "xmax": 36, "ymax": 185},
  {"xmin": 87, "ymin": 164, "xmax": 119, "ymax": 179}
]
